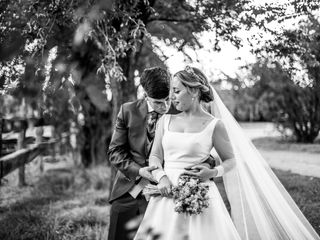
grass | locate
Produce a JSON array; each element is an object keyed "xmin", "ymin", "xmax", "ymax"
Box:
[
  {"xmin": 0, "ymin": 160, "xmax": 111, "ymax": 240},
  {"xmin": 274, "ymin": 170, "xmax": 320, "ymax": 234},
  {"xmin": 0, "ymin": 138, "xmax": 320, "ymax": 239},
  {"xmin": 215, "ymin": 169, "xmax": 320, "ymax": 236}
]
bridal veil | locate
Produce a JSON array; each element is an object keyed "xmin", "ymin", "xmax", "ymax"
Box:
[{"xmin": 209, "ymin": 86, "xmax": 320, "ymax": 240}]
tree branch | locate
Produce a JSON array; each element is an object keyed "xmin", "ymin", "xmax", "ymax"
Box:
[{"xmin": 148, "ymin": 17, "xmax": 193, "ymax": 23}]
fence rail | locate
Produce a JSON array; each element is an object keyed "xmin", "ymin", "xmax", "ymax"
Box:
[{"xmin": 0, "ymin": 141, "xmax": 56, "ymax": 180}]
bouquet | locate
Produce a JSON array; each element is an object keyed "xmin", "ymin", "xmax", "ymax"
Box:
[
  {"xmin": 142, "ymin": 175, "xmax": 210, "ymax": 215},
  {"xmin": 172, "ymin": 175, "xmax": 210, "ymax": 215}
]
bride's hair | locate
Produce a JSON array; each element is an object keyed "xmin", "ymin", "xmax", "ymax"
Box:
[{"xmin": 173, "ymin": 66, "xmax": 214, "ymax": 103}]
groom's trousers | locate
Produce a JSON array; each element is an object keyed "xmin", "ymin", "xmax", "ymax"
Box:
[{"xmin": 108, "ymin": 193, "xmax": 148, "ymax": 240}]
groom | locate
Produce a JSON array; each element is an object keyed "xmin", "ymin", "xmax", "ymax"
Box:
[{"xmin": 107, "ymin": 67, "xmax": 215, "ymax": 240}]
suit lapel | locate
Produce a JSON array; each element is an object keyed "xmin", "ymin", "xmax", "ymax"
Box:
[
  {"xmin": 137, "ymin": 98, "xmax": 148, "ymax": 120},
  {"xmin": 136, "ymin": 99, "xmax": 150, "ymax": 158}
]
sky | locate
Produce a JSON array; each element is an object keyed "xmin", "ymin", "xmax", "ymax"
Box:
[
  {"xmin": 160, "ymin": 32, "xmax": 257, "ymax": 78},
  {"xmin": 159, "ymin": 0, "xmax": 297, "ymax": 81}
]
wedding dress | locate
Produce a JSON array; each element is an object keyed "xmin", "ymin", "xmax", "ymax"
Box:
[
  {"xmin": 134, "ymin": 115, "xmax": 241, "ymax": 240},
  {"xmin": 134, "ymin": 86, "xmax": 320, "ymax": 240}
]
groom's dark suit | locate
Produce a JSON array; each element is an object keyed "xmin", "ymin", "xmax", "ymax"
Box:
[{"xmin": 107, "ymin": 98, "xmax": 179, "ymax": 240}]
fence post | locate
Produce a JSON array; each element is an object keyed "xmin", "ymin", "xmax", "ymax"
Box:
[
  {"xmin": 70, "ymin": 122, "xmax": 80, "ymax": 166},
  {"xmin": 0, "ymin": 118, "xmax": 3, "ymax": 186},
  {"xmin": 36, "ymin": 127, "xmax": 44, "ymax": 172},
  {"xmin": 17, "ymin": 123, "xmax": 26, "ymax": 187},
  {"xmin": 0, "ymin": 118, "xmax": 3, "ymax": 158}
]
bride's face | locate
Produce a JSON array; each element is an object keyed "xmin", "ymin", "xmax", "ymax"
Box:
[{"xmin": 171, "ymin": 77, "xmax": 194, "ymax": 111}]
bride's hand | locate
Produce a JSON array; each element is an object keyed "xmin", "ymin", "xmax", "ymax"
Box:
[
  {"xmin": 183, "ymin": 165, "xmax": 217, "ymax": 181},
  {"xmin": 157, "ymin": 175, "xmax": 172, "ymax": 197}
]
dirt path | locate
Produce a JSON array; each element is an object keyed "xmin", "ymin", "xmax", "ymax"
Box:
[
  {"xmin": 240, "ymin": 122, "xmax": 320, "ymax": 178},
  {"xmin": 259, "ymin": 150, "xmax": 320, "ymax": 178}
]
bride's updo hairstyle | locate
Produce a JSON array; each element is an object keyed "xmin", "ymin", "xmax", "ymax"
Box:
[{"xmin": 173, "ymin": 66, "xmax": 214, "ymax": 103}]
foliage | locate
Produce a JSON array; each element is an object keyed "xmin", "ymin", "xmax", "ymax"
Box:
[
  {"xmin": 221, "ymin": 71, "xmax": 277, "ymax": 122},
  {"xmin": 0, "ymin": 0, "xmax": 112, "ymax": 165},
  {"xmin": 2, "ymin": 0, "xmax": 320, "ymax": 164},
  {"xmin": 0, "ymin": 0, "xmax": 78, "ymax": 133},
  {"xmin": 227, "ymin": 57, "xmax": 319, "ymax": 143},
  {"xmin": 0, "ymin": 0, "xmax": 265, "ymax": 166},
  {"xmin": 253, "ymin": 14, "xmax": 320, "ymax": 142}
]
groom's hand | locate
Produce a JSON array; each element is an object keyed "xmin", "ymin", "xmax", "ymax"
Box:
[
  {"xmin": 139, "ymin": 166, "xmax": 158, "ymax": 183},
  {"xmin": 183, "ymin": 165, "xmax": 216, "ymax": 181}
]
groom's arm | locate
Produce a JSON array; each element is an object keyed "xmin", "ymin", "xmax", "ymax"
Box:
[
  {"xmin": 202, "ymin": 155, "xmax": 216, "ymax": 168},
  {"xmin": 108, "ymin": 105, "xmax": 141, "ymax": 181}
]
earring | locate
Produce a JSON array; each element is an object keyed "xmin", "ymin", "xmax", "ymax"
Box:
[{"xmin": 192, "ymin": 97, "xmax": 195, "ymax": 101}]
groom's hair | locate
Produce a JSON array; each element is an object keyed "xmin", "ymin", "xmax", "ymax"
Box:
[{"xmin": 140, "ymin": 67, "xmax": 170, "ymax": 99}]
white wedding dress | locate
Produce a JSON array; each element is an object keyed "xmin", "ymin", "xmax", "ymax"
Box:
[{"xmin": 134, "ymin": 115, "xmax": 241, "ymax": 240}]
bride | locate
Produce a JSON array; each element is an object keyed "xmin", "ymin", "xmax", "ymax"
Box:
[{"xmin": 134, "ymin": 66, "xmax": 320, "ymax": 240}]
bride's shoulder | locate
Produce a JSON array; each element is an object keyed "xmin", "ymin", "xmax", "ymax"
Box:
[
  {"xmin": 214, "ymin": 119, "xmax": 224, "ymax": 128},
  {"xmin": 212, "ymin": 119, "xmax": 229, "ymax": 139},
  {"xmin": 203, "ymin": 112, "xmax": 218, "ymax": 122}
]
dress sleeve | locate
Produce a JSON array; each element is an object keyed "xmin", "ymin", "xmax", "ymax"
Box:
[
  {"xmin": 149, "ymin": 115, "xmax": 166, "ymax": 182},
  {"xmin": 212, "ymin": 120, "xmax": 235, "ymax": 162}
]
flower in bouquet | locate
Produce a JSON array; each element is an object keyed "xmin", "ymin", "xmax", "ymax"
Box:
[{"xmin": 171, "ymin": 175, "xmax": 210, "ymax": 215}]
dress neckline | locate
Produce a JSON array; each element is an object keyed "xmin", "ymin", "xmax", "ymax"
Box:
[{"xmin": 167, "ymin": 115, "xmax": 216, "ymax": 134}]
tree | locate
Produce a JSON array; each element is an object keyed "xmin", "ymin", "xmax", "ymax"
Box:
[
  {"xmin": 2, "ymin": 0, "xmax": 319, "ymax": 165},
  {"xmin": 254, "ymin": 14, "xmax": 320, "ymax": 143},
  {"xmin": 0, "ymin": 0, "xmax": 261, "ymax": 165},
  {"xmin": 0, "ymin": 0, "xmax": 112, "ymax": 165}
]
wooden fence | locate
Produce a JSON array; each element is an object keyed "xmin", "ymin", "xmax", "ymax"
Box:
[
  {"xmin": 0, "ymin": 141, "xmax": 56, "ymax": 180},
  {"xmin": 0, "ymin": 121, "xmax": 58, "ymax": 186}
]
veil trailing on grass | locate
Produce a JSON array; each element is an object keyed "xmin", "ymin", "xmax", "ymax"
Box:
[{"xmin": 209, "ymin": 86, "xmax": 320, "ymax": 240}]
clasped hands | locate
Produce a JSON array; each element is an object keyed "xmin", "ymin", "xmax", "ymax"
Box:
[
  {"xmin": 138, "ymin": 166, "xmax": 158, "ymax": 183},
  {"xmin": 139, "ymin": 163, "xmax": 216, "ymax": 198},
  {"xmin": 158, "ymin": 163, "xmax": 217, "ymax": 198},
  {"xmin": 138, "ymin": 165, "xmax": 172, "ymax": 197},
  {"xmin": 183, "ymin": 164, "xmax": 218, "ymax": 181}
]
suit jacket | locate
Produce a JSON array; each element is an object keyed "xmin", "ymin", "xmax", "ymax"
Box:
[{"xmin": 108, "ymin": 99, "xmax": 179, "ymax": 202}]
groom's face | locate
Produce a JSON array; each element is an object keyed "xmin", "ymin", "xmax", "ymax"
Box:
[{"xmin": 146, "ymin": 96, "xmax": 170, "ymax": 114}]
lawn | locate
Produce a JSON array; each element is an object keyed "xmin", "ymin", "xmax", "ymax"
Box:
[
  {"xmin": 0, "ymin": 136, "xmax": 319, "ymax": 239},
  {"xmin": 0, "ymin": 164, "xmax": 111, "ymax": 240}
]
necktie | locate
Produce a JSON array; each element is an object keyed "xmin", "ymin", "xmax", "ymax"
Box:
[{"xmin": 146, "ymin": 111, "xmax": 159, "ymax": 141}]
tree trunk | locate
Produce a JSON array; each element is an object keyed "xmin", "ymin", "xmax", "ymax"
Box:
[
  {"xmin": 72, "ymin": 38, "xmax": 115, "ymax": 167},
  {"xmin": 110, "ymin": 56, "xmax": 137, "ymax": 126},
  {"xmin": 78, "ymin": 96, "xmax": 112, "ymax": 167},
  {"xmin": 295, "ymin": 126, "xmax": 319, "ymax": 143}
]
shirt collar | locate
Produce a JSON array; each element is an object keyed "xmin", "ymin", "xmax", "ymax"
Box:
[{"xmin": 146, "ymin": 100, "xmax": 154, "ymax": 113}]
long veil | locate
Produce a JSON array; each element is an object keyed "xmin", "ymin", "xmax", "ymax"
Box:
[{"xmin": 209, "ymin": 86, "xmax": 320, "ymax": 240}]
